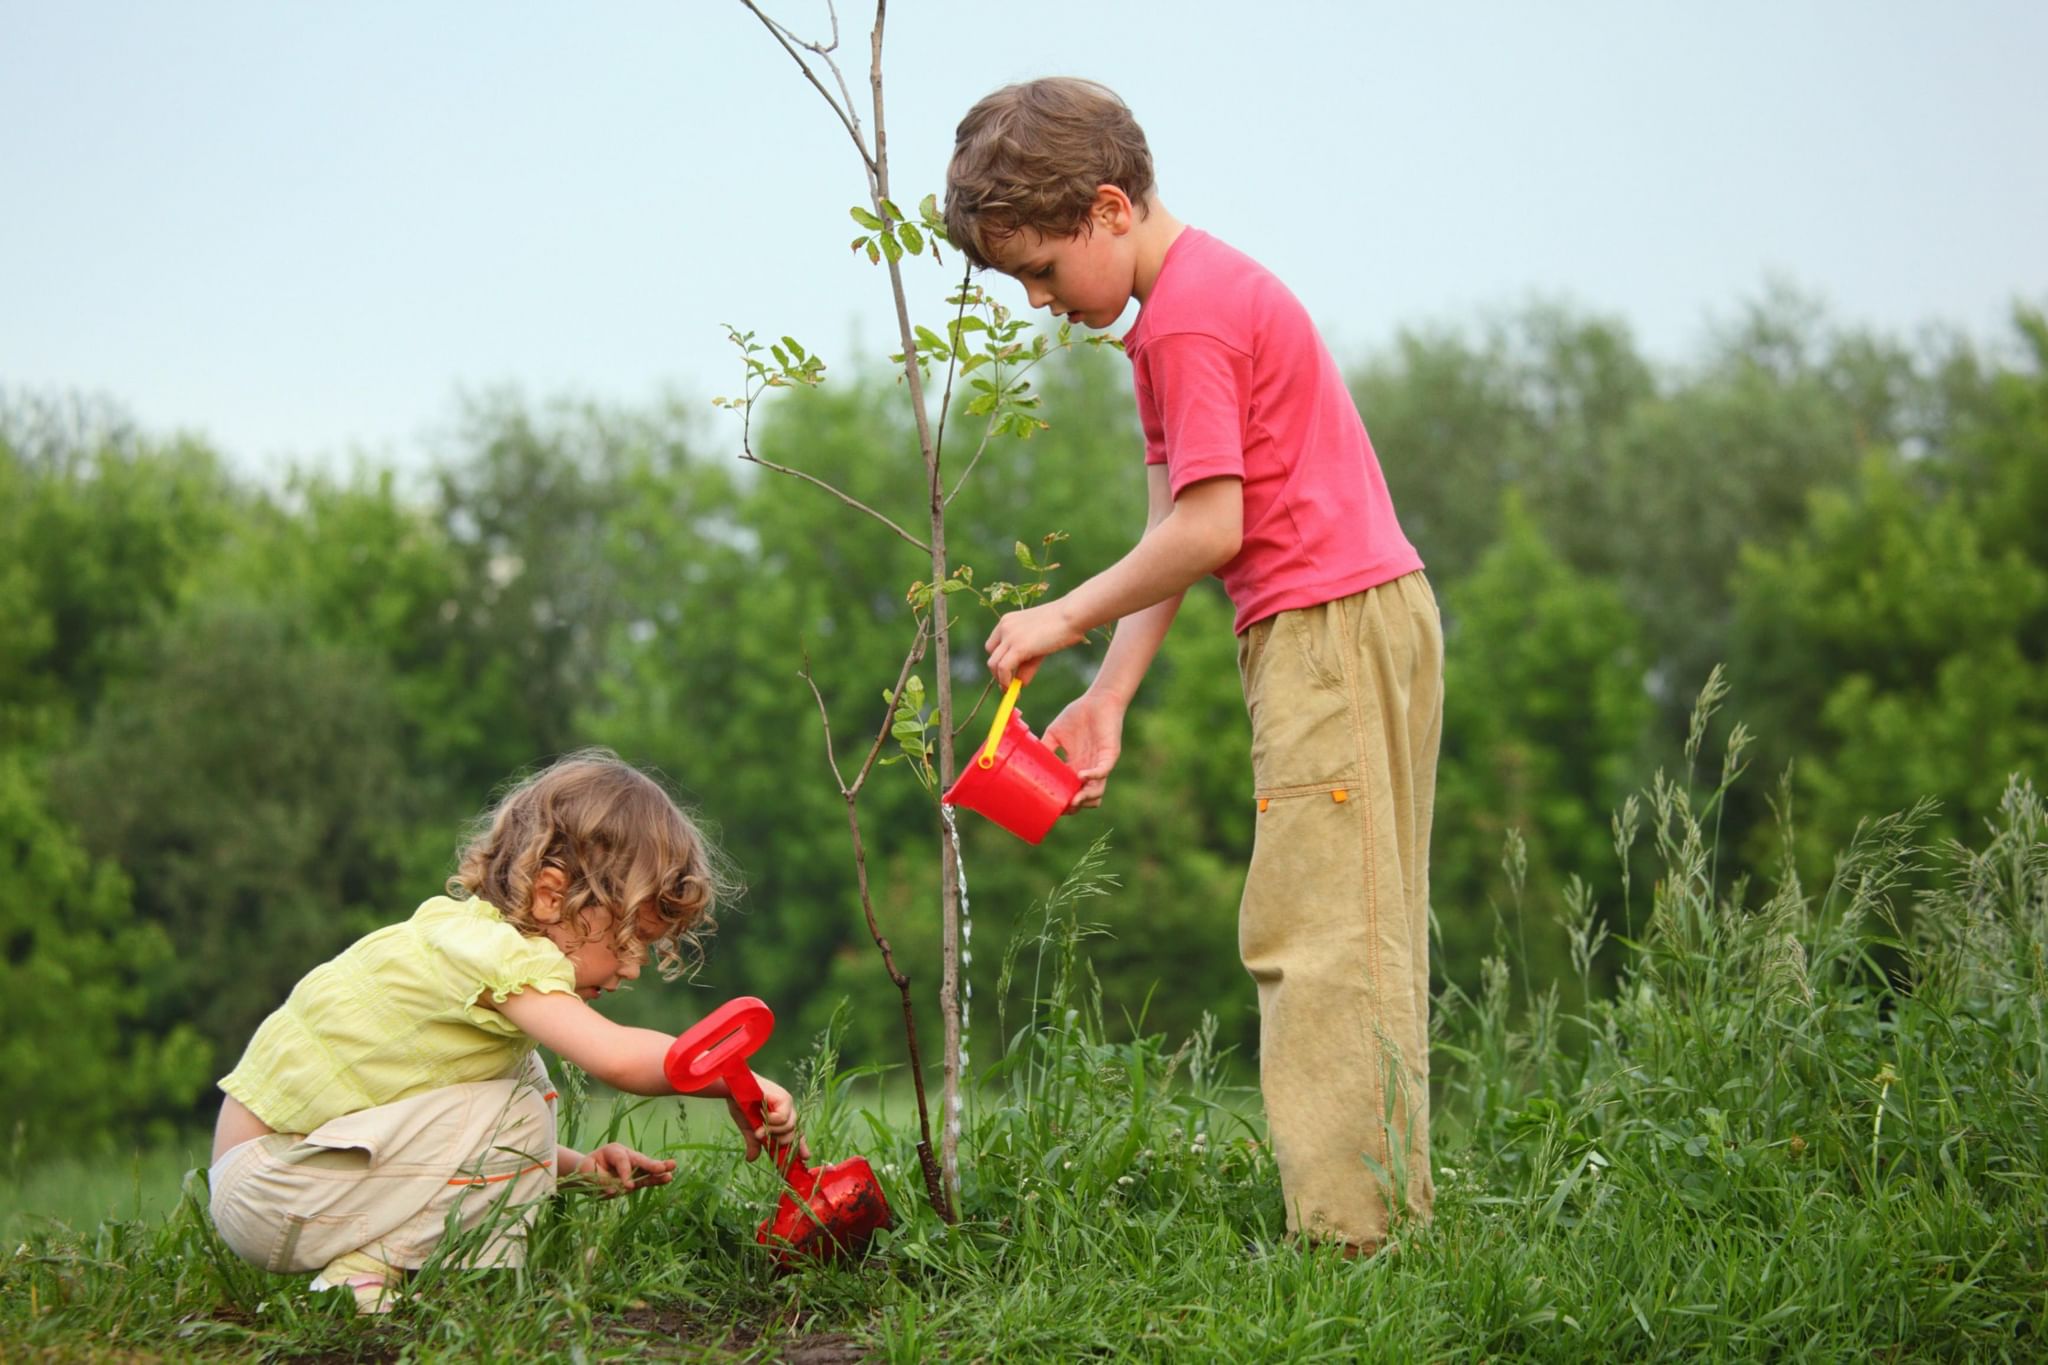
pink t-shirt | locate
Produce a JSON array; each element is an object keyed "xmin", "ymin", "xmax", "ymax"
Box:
[{"xmin": 1126, "ymin": 228, "xmax": 1421, "ymax": 633}]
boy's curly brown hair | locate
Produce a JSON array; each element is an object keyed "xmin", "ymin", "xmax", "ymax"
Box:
[
  {"xmin": 944, "ymin": 77, "xmax": 1155, "ymax": 271},
  {"xmin": 447, "ymin": 749, "xmax": 735, "ymax": 980}
]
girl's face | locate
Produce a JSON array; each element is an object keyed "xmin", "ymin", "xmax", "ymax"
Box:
[
  {"xmin": 547, "ymin": 902, "xmax": 666, "ymax": 1000},
  {"xmin": 530, "ymin": 867, "xmax": 666, "ymax": 1001}
]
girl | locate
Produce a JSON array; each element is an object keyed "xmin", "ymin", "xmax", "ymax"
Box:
[{"xmin": 208, "ymin": 749, "xmax": 805, "ymax": 1312}]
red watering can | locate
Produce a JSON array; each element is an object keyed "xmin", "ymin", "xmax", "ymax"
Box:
[
  {"xmin": 941, "ymin": 678, "xmax": 1082, "ymax": 844},
  {"xmin": 664, "ymin": 996, "xmax": 893, "ymax": 1264}
]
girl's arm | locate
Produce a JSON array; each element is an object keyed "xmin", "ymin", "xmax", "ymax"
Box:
[{"xmin": 493, "ymin": 988, "xmax": 804, "ymax": 1157}]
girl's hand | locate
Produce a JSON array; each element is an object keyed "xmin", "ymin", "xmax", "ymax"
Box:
[
  {"xmin": 728, "ymin": 1075, "xmax": 810, "ymax": 1164},
  {"xmin": 566, "ymin": 1142, "xmax": 675, "ymax": 1198},
  {"xmin": 1044, "ymin": 690, "xmax": 1128, "ymax": 809}
]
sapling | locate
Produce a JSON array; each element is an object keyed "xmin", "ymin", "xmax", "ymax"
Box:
[{"xmin": 721, "ymin": 0, "xmax": 1118, "ymax": 1213}]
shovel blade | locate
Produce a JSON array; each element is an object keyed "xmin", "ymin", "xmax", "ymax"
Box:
[{"xmin": 755, "ymin": 1156, "xmax": 893, "ymax": 1264}]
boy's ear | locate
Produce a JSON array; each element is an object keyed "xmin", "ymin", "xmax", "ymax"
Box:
[
  {"xmin": 531, "ymin": 866, "xmax": 568, "ymax": 924},
  {"xmin": 1091, "ymin": 184, "xmax": 1136, "ymax": 234}
]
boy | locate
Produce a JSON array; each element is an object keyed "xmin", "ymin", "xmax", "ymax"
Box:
[{"xmin": 946, "ymin": 78, "xmax": 1442, "ymax": 1254}]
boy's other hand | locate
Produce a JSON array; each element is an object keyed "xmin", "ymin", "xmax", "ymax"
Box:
[
  {"xmin": 728, "ymin": 1075, "xmax": 811, "ymax": 1165},
  {"xmin": 1046, "ymin": 691, "xmax": 1127, "ymax": 809},
  {"xmin": 986, "ymin": 602, "xmax": 1083, "ymax": 688},
  {"xmin": 569, "ymin": 1142, "xmax": 676, "ymax": 1198}
]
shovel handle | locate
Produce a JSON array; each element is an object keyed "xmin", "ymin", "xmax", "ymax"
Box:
[
  {"xmin": 664, "ymin": 997, "xmax": 812, "ymax": 1189},
  {"xmin": 726, "ymin": 1072, "xmax": 814, "ymax": 1190}
]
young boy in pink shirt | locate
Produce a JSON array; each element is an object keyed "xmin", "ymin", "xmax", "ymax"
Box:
[{"xmin": 946, "ymin": 78, "xmax": 1443, "ymax": 1254}]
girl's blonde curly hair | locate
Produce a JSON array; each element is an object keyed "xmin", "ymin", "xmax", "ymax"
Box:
[{"xmin": 447, "ymin": 748, "xmax": 735, "ymax": 980}]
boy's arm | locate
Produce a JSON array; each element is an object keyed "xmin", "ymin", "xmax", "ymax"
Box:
[
  {"xmin": 985, "ymin": 469, "xmax": 1241, "ymax": 688},
  {"xmin": 1079, "ymin": 464, "xmax": 1201, "ymax": 703}
]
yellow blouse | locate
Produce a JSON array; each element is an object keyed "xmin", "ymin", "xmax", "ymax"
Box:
[{"xmin": 219, "ymin": 895, "xmax": 576, "ymax": 1134}]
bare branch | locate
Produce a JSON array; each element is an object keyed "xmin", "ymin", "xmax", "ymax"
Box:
[
  {"xmin": 797, "ymin": 632, "xmax": 955, "ymax": 1220},
  {"xmin": 737, "ymin": 0, "xmax": 877, "ymax": 179},
  {"xmin": 951, "ymin": 674, "xmax": 1000, "ymax": 741},
  {"xmin": 852, "ymin": 617, "xmax": 933, "ymax": 797},
  {"xmin": 738, "ymin": 450, "xmax": 929, "ymax": 552},
  {"xmin": 798, "ymin": 648, "xmax": 851, "ymax": 793},
  {"xmin": 929, "ymin": 267, "xmax": 972, "ymax": 498}
]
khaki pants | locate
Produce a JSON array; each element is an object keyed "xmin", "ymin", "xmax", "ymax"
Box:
[
  {"xmin": 1236, "ymin": 571, "xmax": 1442, "ymax": 1246},
  {"xmin": 209, "ymin": 1054, "xmax": 558, "ymax": 1274}
]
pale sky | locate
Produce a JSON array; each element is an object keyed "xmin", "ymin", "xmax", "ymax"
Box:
[{"xmin": 4, "ymin": 1, "xmax": 2044, "ymax": 477}]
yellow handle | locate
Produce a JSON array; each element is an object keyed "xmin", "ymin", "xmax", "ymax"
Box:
[{"xmin": 977, "ymin": 678, "xmax": 1024, "ymax": 768}]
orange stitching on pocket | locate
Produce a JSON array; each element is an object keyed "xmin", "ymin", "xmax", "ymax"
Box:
[
  {"xmin": 1331, "ymin": 789, "xmax": 1348, "ymax": 803},
  {"xmin": 1258, "ymin": 798, "xmax": 1270, "ymax": 813}
]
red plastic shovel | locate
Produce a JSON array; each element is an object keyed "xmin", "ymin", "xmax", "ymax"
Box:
[{"xmin": 663, "ymin": 996, "xmax": 893, "ymax": 1264}]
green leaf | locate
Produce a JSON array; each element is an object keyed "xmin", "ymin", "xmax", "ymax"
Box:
[
  {"xmin": 880, "ymin": 233, "xmax": 903, "ymax": 264},
  {"xmin": 850, "ymin": 206, "xmax": 885, "ymax": 230},
  {"xmin": 782, "ymin": 336, "xmax": 806, "ymax": 362},
  {"xmin": 1015, "ymin": 541, "xmax": 1036, "ymax": 571},
  {"xmin": 919, "ymin": 192, "xmax": 942, "ymax": 226},
  {"xmin": 879, "ymin": 197, "xmax": 904, "ymax": 224},
  {"xmin": 898, "ymin": 223, "xmax": 924, "ymax": 255}
]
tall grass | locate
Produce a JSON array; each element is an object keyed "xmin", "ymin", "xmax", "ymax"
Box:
[{"xmin": 4, "ymin": 683, "xmax": 2044, "ymax": 1360}]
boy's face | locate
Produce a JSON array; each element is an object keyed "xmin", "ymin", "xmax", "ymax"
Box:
[{"xmin": 988, "ymin": 187, "xmax": 1138, "ymax": 331}]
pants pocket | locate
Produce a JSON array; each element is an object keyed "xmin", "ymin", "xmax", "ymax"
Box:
[{"xmin": 1239, "ymin": 607, "xmax": 1356, "ymax": 794}]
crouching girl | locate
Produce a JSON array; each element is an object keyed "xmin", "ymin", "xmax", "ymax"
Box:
[{"xmin": 207, "ymin": 749, "xmax": 804, "ymax": 1312}]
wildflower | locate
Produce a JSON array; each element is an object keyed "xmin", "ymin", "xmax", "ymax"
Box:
[
  {"xmin": 1117, "ymin": 1175, "xmax": 1134, "ymax": 1186},
  {"xmin": 1788, "ymin": 1134, "xmax": 1807, "ymax": 1158}
]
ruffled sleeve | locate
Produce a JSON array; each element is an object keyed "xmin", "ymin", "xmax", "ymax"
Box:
[{"xmin": 415, "ymin": 897, "xmax": 577, "ymax": 1036}]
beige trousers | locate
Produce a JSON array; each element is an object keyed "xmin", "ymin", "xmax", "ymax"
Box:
[
  {"xmin": 209, "ymin": 1053, "xmax": 558, "ymax": 1274},
  {"xmin": 1236, "ymin": 571, "xmax": 1443, "ymax": 1246}
]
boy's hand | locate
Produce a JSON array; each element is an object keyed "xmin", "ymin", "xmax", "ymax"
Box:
[
  {"xmin": 567, "ymin": 1142, "xmax": 676, "ymax": 1198},
  {"xmin": 986, "ymin": 601, "xmax": 1084, "ymax": 688},
  {"xmin": 1045, "ymin": 691, "xmax": 1127, "ymax": 809},
  {"xmin": 728, "ymin": 1075, "xmax": 811, "ymax": 1165}
]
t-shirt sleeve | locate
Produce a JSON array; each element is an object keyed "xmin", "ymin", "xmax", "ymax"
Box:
[
  {"xmin": 427, "ymin": 915, "xmax": 578, "ymax": 1034},
  {"xmin": 1135, "ymin": 330, "xmax": 1251, "ymax": 493}
]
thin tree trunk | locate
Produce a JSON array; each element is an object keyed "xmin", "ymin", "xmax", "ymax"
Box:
[{"xmin": 863, "ymin": 0, "xmax": 964, "ymax": 1207}]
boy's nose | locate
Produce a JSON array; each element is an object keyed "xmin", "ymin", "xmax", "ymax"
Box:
[{"xmin": 1025, "ymin": 285, "xmax": 1053, "ymax": 310}]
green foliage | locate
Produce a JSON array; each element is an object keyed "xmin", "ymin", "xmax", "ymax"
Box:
[
  {"xmin": 49, "ymin": 600, "xmax": 421, "ymax": 1064},
  {"xmin": 0, "ymin": 754, "xmax": 210, "ymax": 1155},
  {"xmin": 1435, "ymin": 495, "xmax": 1653, "ymax": 986},
  {"xmin": 0, "ymin": 398, "xmax": 238, "ymax": 744},
  {"xmin": 1734, "ymin": 446, "xmax": 2048, "ymax": 880}
]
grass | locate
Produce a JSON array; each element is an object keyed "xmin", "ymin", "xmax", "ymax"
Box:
[{"xmin": 5, "ymin": 688, "xmax": 2045, "ymax": 1361}]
